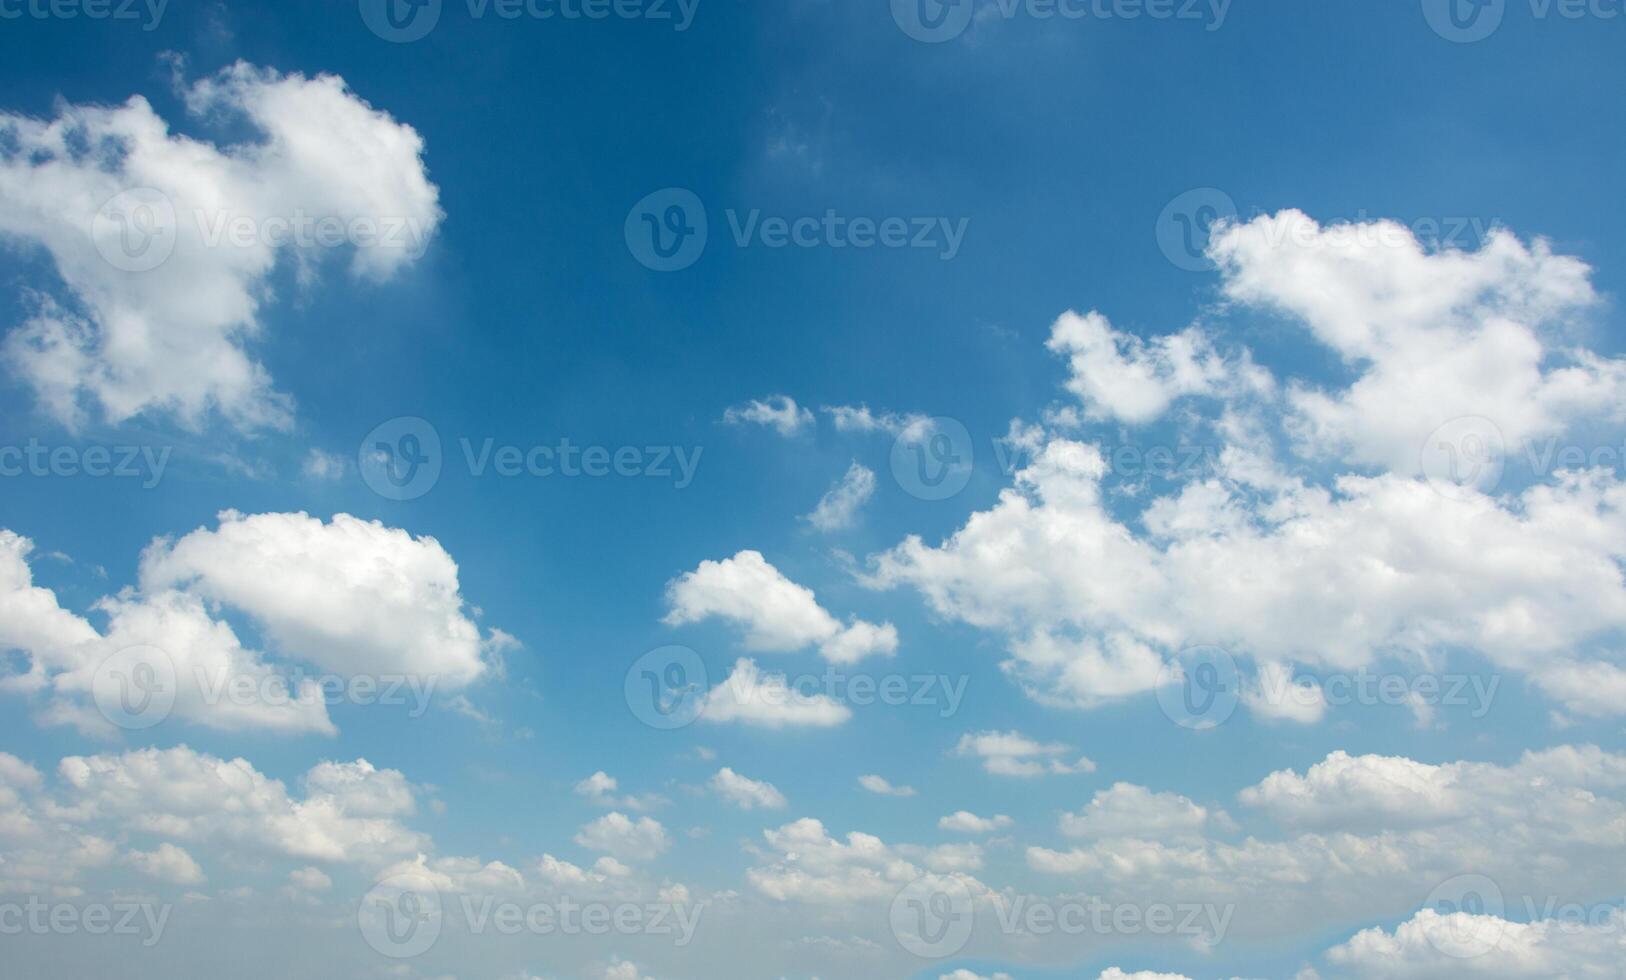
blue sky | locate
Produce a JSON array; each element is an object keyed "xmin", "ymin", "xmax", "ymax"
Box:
[{"xmin": 2, "ymin": 2, "xmax": 1626, "ymax": 979}]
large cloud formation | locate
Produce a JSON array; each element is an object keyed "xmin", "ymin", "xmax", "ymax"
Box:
[{"xmin": 0, "ymin": 61, "xmax": 440, "ymax": 430}]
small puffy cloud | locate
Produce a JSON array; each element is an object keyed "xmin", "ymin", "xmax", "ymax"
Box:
[
  {"xmin": 857, "ymin": 775, "xmax": 915, "ymax": 797},
  {"xmin": 821, "ymin": 404, "xmax": 931, "ymax": 436},
  {"xmin": 723, "ymin": 395, "xmax": 814, "ymax": 436},
  {"xmin": 700, "ymin": 659, "xmax": 852, "ymax": 729},
  {"xmin": 1059, "ymin": 783, "xmax": 1216, "ymax": 840},
  {"xmin": 665, "ymin": 550, "xmax": 897, "ymax": 663},
  {"xmin": 710, "ymin": 767, "xmax": 787, "ymax": 810},
  {"xmin": 1097, "ymin": 971, "xmax": 1193, "ymax": 980},
  {"xmin": 804, "ymin": 462, "xmax": 876, "ymax": 532},
  {"xmin": 1047, "ymin": 310, "xmax": 1232, "ymax": 424},
  {"xmin": 938, "ymin": 811, "xmax": 1012, "ymax": 834},
  {"xmin": 941, "ymin": 970, "xmax": 1013, "ymax": 980},
  {"xmin": 301, "ymin": 449, "xmax": 345, "ymax": 480},
  {"xmin": 954, "ymin": 730, "xmax": 1095, "ymax": 777},
  {"xmin": 125, "ymin": 842, "xmax": 204, "ymax": 884},
  {"xmin": 573, "ymin": 812, "xmax": 670, "ymax": 862}
]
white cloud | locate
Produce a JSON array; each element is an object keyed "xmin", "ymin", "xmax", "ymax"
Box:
[
  {"xmin": 857, "ymin": 774, "xmax": 915, "ymax": 797},
  {"xmin": 125, "ymin": 842, "xmax": 204, "ymax": 884},
  {"xmin": 746, "ymin": 817, "xmax": 985, "ymax": 905},
  {"xmin": 301, "ymin": 449, "xmax": 345, "ymax": 480},
  {"xmin": 665, "ymin": 551, "xmax": 896, "ymax": 663},
  {"xmin": 700, "ymin": 658, "xmax": 852, "ymax": 728},
  {"xmin": 139, "ymin": 510, "xmax": 495, "ymax": 686},
  {"xmin": 953, "ymin": 730, "xmax": 1095, "ymax": 778},
  {"xmin": 804, "ymin": 462, "xmax": 876, "ymax": 532},
  {"xmin": 1325, "ymin": 906, "xmax": 1626, "ymax": 977},
  {"xmin": 1027, "ymin": 745, "xmax": 1626, "ymax": 946},
  {"xmin": 0, "ymin": 62, "xmax": 439, "ymax": 430},
  {"xmin": 723, "ymin": 395, "xmax": 814, "ymax": 437},
  {"xmin": 1096, "ymin": 971, "xmax": 1193, "ymax": 980},
  {"xmin": 1211, "ymin": 209, "xmax": 1620, "ymax": 474},
  {"xmin": 42, "ymin": 747, "xmax": 426, "ymax": 875},
  {"xmin": 573, "ymin": 812, "xmax": 670, "ymax": 862},
  {"xmin": 863, "ymin": 212, "xmax": 1626, "ymax": 724},
  {"xmin": 822, "ymin": 404, "xmax": 931, "ymax": 437},
  {"xmin": 1058, "ymin": 783, "xmax": 1216, "ymax": 840},
  {"xmin": 710, "ymin": 767, "xmax": 787, "ymax": 810},
  {"xmin": 941, "ymin": 970, "xmax": 1013, "ymax": 980},
  {"xmin": 1046, "ymin": 310, "xmax": 1234, "ymax": 424},
  {"xmin": 938, "ymin": 811, "xmax": 1012, "ymax": 834}
]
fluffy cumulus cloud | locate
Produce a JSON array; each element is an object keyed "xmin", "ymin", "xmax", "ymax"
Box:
[
  {"xmin": 574, "ymin": 812, "xmax": 670, "ymax": 862},
  {"xmin": 723, "ymin": 395, "xmax": 814, "ymax": 436},
  {"xmin": 864, "ymin": 211, "xmax": 1626, "ymax": 722},
  {"xmin": 1325, "ymin": 906, "xmax": 1626, "ymax": 977},
  {"xmin": 1026, "ymin": 745, "xmax": 1626, "ymax": 949},
  {"xmin": 1058, "ymin": 783, "xmax": 1218, "ymax": 840},
  {"xmin": 0, "ymin": 61, "xmax": 440, "ymax": 430},
  {"xmin": 938, "ymin": 811, "xmax": 1012, "ymax": 834},
  {"xmin": 710, "ymin": 767, "xmax": 787, "ymax": 810},
  {"xmin": 0, "ymin": 512, "xmax": 499, "ymax": 736},
  {"xmin": 139, "ymin": 510, "xmax": 494, "ymax": 685},
  {"xmin": 746, "ymin": 817, "xmax": 984, "ymax": 905},
  {"xmin": 804, "ymin": 461, "xmax": 876, "ymax": 532},
  {"xmin": 953, "ymin": 730, "xmax": 1095, "ymax": 778},
  {"xmin": 858, "ymin": 774, "xmax": 915, "ymax": 797},
  {"xmin": 699, "ymin": 658, "xmax": 852, "ymax": 728},
  {"xmin": 0, "ymin": 745, "xmax": 428, "ymax": 893},
  {"xmin": 665, "ymin": 551, "xmax": 896, "ymax": 663}
]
